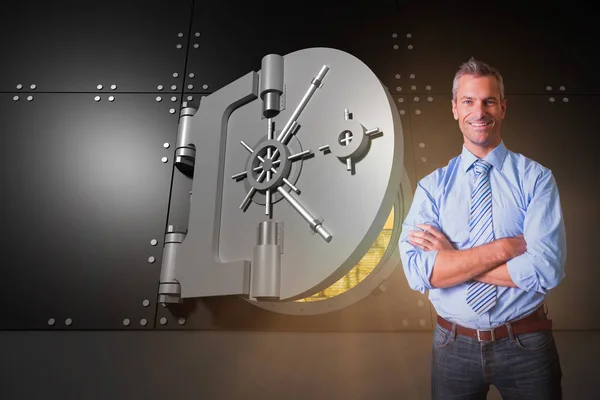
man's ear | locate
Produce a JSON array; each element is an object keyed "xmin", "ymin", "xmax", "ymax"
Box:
[
  {"xmin": 501, "ymin": 98, "xmax": 507, "ymax": 119},
  {"xmin": 451, "ymin": 100, "xmax": 458, "ymax": 120}
]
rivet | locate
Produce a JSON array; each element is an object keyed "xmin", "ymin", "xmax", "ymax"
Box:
[
  {"xmin": 111, "ymin": 84, "xmax": 117, "ymax": 90},
  {"xmin": 425, "ymin": 85, "xmax": 432, "ymax": 90},
  {"xmin": 402, "ymin": 319, "xmax": 409, "ymax": 326},
  {"xmin": 171, "ymin": 96, "xmax": 177, "ymax": 102},
  {"xmin": 406, "ymin": 33, "xmax": 412, "ymax": 38},
  {"xmin": 546, "ymin": 85, "xmax": 552, "ymax": 91},
  {"xmin": 427, "ymin": 96, "xmax": 433, "ymax": 102},
  {"xmin": 189, "ymin": 73, "xmax": 195, "ymax": 78},
  {"xmin": 48, "ymin": 318, "xmax": 55, "ymax": 326},
  {"xmin": 187, "ymin": 96, "xmax": 193, "ymax": 101},
  {"xmin": 65, "ymin": 318, "xmax": 73, "ymax": 326},
  {"xmin": 30, "ymin": 84, "xmax": 37, "ymax": 90},
  {"xmin": 393, "ymin": 44, "xmax": 399, "ymax": 50},
  {"xmin": 13, "ymin": 96, "xmax": 19, "ymax": 101},
  {"xmin": 27, "ymin": 96, "xmax": 34, "ymax": 101},
  {"xmin": 195, "ymin": 32, "xmax": 200, "ymax": 37},
  {"xmin": 409, "ymin": 74, "xmax": 415, "ymax": 79},
  {"xmin": 94, "ymin": 96, "xmax": 101, "ymax": 102},
  {"xmin": 97, "ymin": 84, "xmax": 103, "ymax": 90},
  {"xmin": 178, "ymin": 318, "xmax": 186, "ymax": 325},
  {"xmin": 408, "ymin": 44, "xmax": 413, "ymax": 50},
  {"xmin": 148, "ymin": 256, "xmax": 156, "ymax": 263},
  {"xmin": 549, "ymin": 97, "xmax": 555, "ymax": 102},
  {"xmin": 413, "ymin": 96, "xmax": 420, "ymax": 102},
  {"xmin": 178, "ymin": 33, "xmax": 184, "ymax": 38},
  {"xmin": 202, "ymin": 84, "xmax": 209, "ymax": 90},
  {"xmin": 415, "ymin": 109, "xmax": 421, "ymax": 115},
  {"xmin": 411, "ymin": 85, "xmax": 417, "ymax": 90},
  {"xmin": 140, "ymin": 318, "xmax": 148, "ymax": 326},
  {"xmin": 157, "ymin": 85, "xmax": 164, "ymax": 91},
  {"xmin": 419, "ymin": 142, "xmax": 425, "ymax": 148},
  {"xmin": 169, "ymin": 109, "xmax": 176, "ymax": 114},
  {"xmin": 399, "ymin": 110, "xmax": 405, "ymax": 115},
  {"xmin": 108, "ymin": 96, "xmax": 115, "ymax": 102},
  {"xmin": 161, "ymin": 157, "xmax": 168, "ymax": 163},
  {"xmin": 123, "ymin": 318, "xmax": 130, "ymax": 326},
  {"xmin": 417, "ymin": 300, "xmax": 425, "ymax": 307},
  {"xmin": 188, "ymin": 84, "xmax": 194, "ymax": 90},
  {"xmin": 395, "ymin": 74, "xmax": 401, "ymax": 79},
  {"xmin": 163, "ymin": 142, "xmax": 170, "ymax": 148},
  {"xmin": 396, "ymin": 86, "xmax": 402, "ymax": 92},
  {"xmin": 173, "ymin": 72, "xmax": 179, "ymax": 78},
  {"xmin": 160, "ymin": 317, "xmax": 167, "ymax": 325},
  {"xmin": 419, "ymin": 319, "xmax": 426, "ymax": 326},
  {"xmin": 142, "ymin": 299, "xmax": 150, "ymax": 307},
  {"xmin": 392, "ymin": 32, "xmax": 398, "ymax": 38},
  {"xmin": 171, "ymin": 85, "xmax": 177, "ymax": 91},
  {"xmin": 16, "ymin": 84, "xmax": 23, "ymax": 90},
  {"xmin": 156, "ymin": 96, "xmax": 162, "ymax": 102},
  {"xmin": 397, "ymin": 97, "xmax": 404, "ymax": 103},
  {"xmin": 176, "ymin": 44, "xmax": 182, "ymax": 49},
  {"xmin": 150, "ymin": 239, "xmax": 158, "ymax": 246},
  {"xmin": 194, "ymin": 44, "xmax": 199, "ymax": 49},
  {"xmin": 559, "ymin": 85, "xmax": 565, "ymax": 91},
  {"xmin": 421, "ymin": 156, "xmax": 427, "ymax": 162},
  {"xmin": 562, "ymin": 97, "xmax": 569, "ymax": 102}
]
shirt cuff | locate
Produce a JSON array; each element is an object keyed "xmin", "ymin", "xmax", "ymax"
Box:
[
  {"xmin": 416, "ymin": 250, "xmax": 439, "ymax": 293},
  {"xmin": 506, "ymin": 254, "xmax": 545, "ymax": 294}
]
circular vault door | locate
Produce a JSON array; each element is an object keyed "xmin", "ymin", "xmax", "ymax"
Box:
[{"xmin": 220, "ymin": 47, "xmax": 404, "ymax": 301}]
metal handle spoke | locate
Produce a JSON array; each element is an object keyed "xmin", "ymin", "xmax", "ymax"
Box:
[{"xmin": 276, "ymin": 186, "xmax": 332, "ymax": 242}]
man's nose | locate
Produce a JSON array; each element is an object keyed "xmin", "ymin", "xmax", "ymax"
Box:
[{"xmin": 472, "ymin": 104, "xmax": 486, "ymax": 119}]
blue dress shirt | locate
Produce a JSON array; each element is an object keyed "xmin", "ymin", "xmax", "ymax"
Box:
[{"xmin": 399, "ymin": 140, "xmax": 567, "ymax": 330}]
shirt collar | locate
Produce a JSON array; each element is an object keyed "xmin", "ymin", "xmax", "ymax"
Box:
[{"xmin": 461, "ymin": 140, "xmax": 508, "ymax": 173}]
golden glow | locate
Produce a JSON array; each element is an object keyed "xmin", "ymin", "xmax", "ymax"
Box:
[{"xmin": 296, "ymin": 207, "xmax": 394, "ymax": 302}]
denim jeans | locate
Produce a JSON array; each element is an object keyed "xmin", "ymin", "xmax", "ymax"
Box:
[{"xmin": 431, "ymin": 322, "xmax": 562, "ymax": 399}]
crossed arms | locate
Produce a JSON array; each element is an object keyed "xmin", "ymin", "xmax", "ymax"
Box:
[
  {"xmin": 399, "ymin": 171, "xmax": 566, "ymax": 295},
  {"xmin": 407, "ymin": 226, "xmax": 525, "ymax": 288}
]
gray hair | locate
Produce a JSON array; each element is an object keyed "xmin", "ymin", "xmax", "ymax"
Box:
[{"xmin": 452, "ymin": 57, "xmax": 505, "ymax": 101}]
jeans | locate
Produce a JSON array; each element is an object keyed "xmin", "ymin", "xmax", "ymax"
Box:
[{"xmin": 431, "ymin": 322, "xmax": 563, "ymax": 400}]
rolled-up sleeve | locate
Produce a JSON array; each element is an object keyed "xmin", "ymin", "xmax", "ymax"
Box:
[
  {"xmin": 506, "ymin": 171, "xmax": 567, "ymax": 294},
  {"xmin": 398, "ymin": 180, "xmax": 441, "ymax": 294}
]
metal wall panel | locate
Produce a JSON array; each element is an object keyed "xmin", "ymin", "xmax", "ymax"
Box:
[
  {"xmin": 183, "ymin": 1, "xmax": 400, "ymax": 95},
  {"xmin": 0, "ymin": 0, "xmax": 192, "ymax": 93},
  {"xmin": 394, "ymin": 2, "xmax": 600, "ymax": 97},
  {"xmin": 0, "ymin": 0, "xmax": 598, "ymax": 333},
  {"xmin": 0, "ymin": 93, "xmax": 179, "ymax": 329}
]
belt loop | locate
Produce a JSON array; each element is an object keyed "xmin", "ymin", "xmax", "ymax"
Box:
[
  {"xmin": 505, "ymin": 322, "xmax": 515, "ymax": 342},
  {"xmin": 451, "ymin": 323, "xmax": 457, "ymax": 340}
]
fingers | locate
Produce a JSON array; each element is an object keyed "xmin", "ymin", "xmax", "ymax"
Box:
[
  {"xmin": 408, "ymin": 235, "xmax": 430, "ymax": 251},
  {"xmin": 416, "ymin": 223, "xmax": 441, "ymax": 239}
]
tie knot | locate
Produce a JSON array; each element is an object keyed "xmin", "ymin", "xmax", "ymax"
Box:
[{"xmin": 474, "ymin": 159, "xmax": 492, "ymax": 176}]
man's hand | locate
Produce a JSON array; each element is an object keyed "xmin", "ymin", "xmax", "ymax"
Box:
[
  {"xmin": 407, "ymin": 224, "xmax": 455, "ymax": 251},
  {"xmin": 500, "ymin": 235, "xmax": 527, "ymax": 259}
]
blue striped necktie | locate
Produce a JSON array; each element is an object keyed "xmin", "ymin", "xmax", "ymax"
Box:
[{"xmin": 466, "ymin": 159, "xmax": 497, "ymax": 315}]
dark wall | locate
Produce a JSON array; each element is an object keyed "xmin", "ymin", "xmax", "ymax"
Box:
[{"xmin": 1, "ymin": 1, "xmax": 598, "ymax": 399}]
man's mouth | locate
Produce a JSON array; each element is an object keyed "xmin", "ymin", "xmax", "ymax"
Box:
[{"xmin": 468, "ymin": 121, "xmax": 491, "ymax": 127}]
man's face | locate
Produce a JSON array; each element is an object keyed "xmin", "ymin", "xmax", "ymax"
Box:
[{"xmin": 451, "ymin": 74, "xmax": 506, "ymax": 153}]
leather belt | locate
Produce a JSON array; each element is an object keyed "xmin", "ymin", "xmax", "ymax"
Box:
[{"xmin": 437, "ymin": 306, "xmax": 553, "ymax": 342}]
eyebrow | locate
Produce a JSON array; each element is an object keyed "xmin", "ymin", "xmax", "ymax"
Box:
[{"xmin": 460, "ymin": 96, "xmax": 499, "ymax": 101}]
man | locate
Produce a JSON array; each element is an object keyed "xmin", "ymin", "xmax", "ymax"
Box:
[{"xmin": 399, "ymin": 57, "xmax": 567, "ymax": 400}]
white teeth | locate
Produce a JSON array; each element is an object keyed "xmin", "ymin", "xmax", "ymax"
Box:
[{"xmin": 470, "ymin": 122, "xmax": 489, "ymax": 127}]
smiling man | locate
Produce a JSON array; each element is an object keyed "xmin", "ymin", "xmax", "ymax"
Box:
[{"xmin": 399, "ymin": 58, "xmax": 567, "ymax": 399}]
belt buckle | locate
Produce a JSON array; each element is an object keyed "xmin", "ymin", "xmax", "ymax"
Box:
[{"xmin": 476, "ymin": 328, "xmax": 495, "ymax": 342}]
